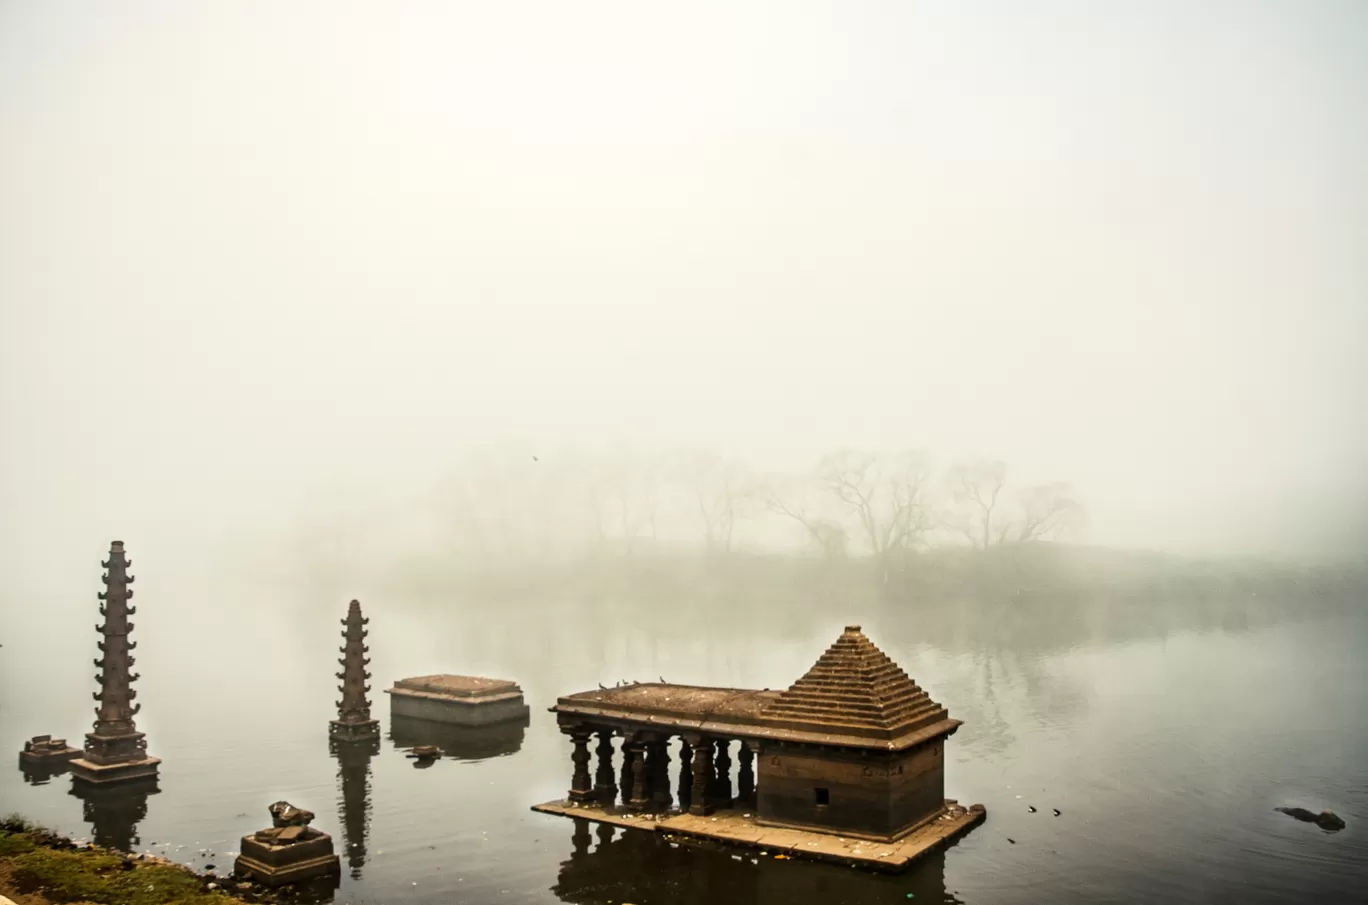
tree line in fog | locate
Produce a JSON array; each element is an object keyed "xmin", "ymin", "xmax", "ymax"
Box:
[{"xmin": 433, "ymin": 444, "xmax": 1083, "ymax": 570}]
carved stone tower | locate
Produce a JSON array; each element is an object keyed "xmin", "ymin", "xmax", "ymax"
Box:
[
  {"xmin": 70, "ymin": 541, "xmax": 161, "ymax": 786},
  {"xmin": 329, "ymin": 600, "xmax": 379, "ymax": 742}
]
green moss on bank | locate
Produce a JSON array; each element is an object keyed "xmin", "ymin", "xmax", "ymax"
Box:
[{"xmin": 0, "ymin": 815, "xmax": 244, "ymax": 905}]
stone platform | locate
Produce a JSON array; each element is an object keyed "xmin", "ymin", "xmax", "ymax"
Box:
[
  {"xmin": 531, "ymin": 798, "xmax": 986, "ymax": 873},
  {"xmin": 68, "ymin": 755, "xmax": 161, "ymax": 786},
  {"xmin": 234, "ymin": 827, "xmax": 340, "ymax": 886},
  {"xmin": 19, "ymin": 736, "xmax": 81, "ymax": 766},
  {"xmin": 385, "ymin": 675, "xmax": 529, "ymax": 726}
]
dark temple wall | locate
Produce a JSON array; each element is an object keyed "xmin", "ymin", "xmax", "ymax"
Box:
[{"xmin": 755, "ymin": 741, "xmax": 945, "ymax": 839}]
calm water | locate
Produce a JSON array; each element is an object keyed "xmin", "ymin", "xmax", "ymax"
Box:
[{"xmin": 1, "ymin": 579, "xmax": 1365, "ymax": 905}]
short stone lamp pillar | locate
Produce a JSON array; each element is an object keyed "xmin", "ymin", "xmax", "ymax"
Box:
[
  {"xmin": 19, "ymin": 735, "xmax": 82, "ymax": 766},
  {"xmin": 233, "ymin": 802, "xmax": 341, "ymax": 887}
]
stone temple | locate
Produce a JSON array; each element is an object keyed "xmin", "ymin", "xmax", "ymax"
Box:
[{"xmin": 533, "ymin": 625, "xmax": 985, "ymax": 872}]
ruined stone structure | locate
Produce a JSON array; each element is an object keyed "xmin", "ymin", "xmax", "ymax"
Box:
[
  {"xmin": 69, "ymin": 542, "xmax": 161, "ymax": 786},
  {"xmin": 533, "ymin": 626, "xmax": 985, "ymax": 871},
  {"xmin": 331, "ymin": 737, "xmax": 379, "ymax": 879},
  {"xmin": 234, "ymin": 802, "xmax": 341, "ymax": 887},
  {"xmin": 20, "ymin": 735, "xmax": 81, "ymax": 767},
  {"xmin": 330, "ymin": 600, "xmax": 380, "ymax": 742},
  {"xmin": 385, "ymin": 675, "xmax": 530, "ymax": 726}
]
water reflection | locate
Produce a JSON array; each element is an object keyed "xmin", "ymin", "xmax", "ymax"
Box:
[
  {"xmin": 330, "ymin": 737, "xmax": 378, "ymax": 880},
  {"xmin": 387, "ymin": 713, "xmax": 527, "ymax": 761},
  {"xmin": 550, "ymin": 817, "xmax": 963, "ymax": 905},
  {"xmin": 68, "ymin": 777, "xmax": 159, "ymax": 852},
  {"xmin": 19, "ymin": 760, "xmax": 72, "ymax": 787}
]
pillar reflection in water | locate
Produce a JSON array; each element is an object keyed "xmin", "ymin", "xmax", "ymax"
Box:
[
  {"xmin": 549, "ymin": 819, "xmax": 962, "ymax": 905},
  {"xmin": 330, "ymin": 737, "xmax": 379, "ymax": 880},
  {"xmin": 68, "ymin": 778, "xmax": 159, "ymax": 853}
]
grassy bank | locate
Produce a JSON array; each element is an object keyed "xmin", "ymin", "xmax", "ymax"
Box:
[{"xmin": 0, "ymin": 816, "xmax": 307, "ymax": 905}]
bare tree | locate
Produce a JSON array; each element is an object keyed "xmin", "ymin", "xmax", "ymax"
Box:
[
  {"xmin": 769, "ymin": 450, "xmax": 932, "ymax": 580},
  {"xmin": 943, "ymin": 459, "xmax": 1084, "ymax": 547},
  {"xmin": 1004, "ymin": 482, "xmax": 1084, "ymax": 544},
  {"xmin": 818, "ymin": 450, "xmax": 934, "ymax": 563},
  {"xmin": 592, "ymin": 446, "xmax": 667, "ymax": 554},
  {"xmin": 677, "ymin": 450, "xmax": 761, "ymax": 554},
  {"xmin": 945, "ymin": 459, "xmax": 1008, "ymax": 549}
]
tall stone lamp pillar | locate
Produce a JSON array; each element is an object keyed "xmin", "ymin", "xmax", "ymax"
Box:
[
  {"xmin": 70, "ymin": 541, "xmax": 161, "ymax": 786},
  {"xmin": 329, "ymin": 600, "xmax": 380, "ymax": 742}
]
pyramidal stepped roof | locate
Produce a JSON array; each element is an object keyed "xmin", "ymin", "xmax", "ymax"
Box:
[{"xmin": 760, "ymin": 625, "xmax": 955, "ymax": 742}]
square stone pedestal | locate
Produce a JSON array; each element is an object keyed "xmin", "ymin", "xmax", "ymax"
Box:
[
  {"xmin": 69, "ymin": 755, "xmax": 161, "ymax": 786},
  {"xmin": 386, "ymin": 675, "xmax": 530, "ymax": 726},
  {"xmin": 234, "ymin": 827, "xmax": 341, "ymax": 886}
]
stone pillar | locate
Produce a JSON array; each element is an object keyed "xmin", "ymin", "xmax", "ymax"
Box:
[
  {"xmin": 627, "ymin": 739, "xmax": 649, "ymax": 811},
  {"xmin": 330, "ymin": 600, "xmax": 380, "ymax": 742},
  {"xmin": 567, "ymin": 728, "xmax": 594, "ymax": 802},
  {"xmin": 70, "ymin": 541, "xmax": 161, "ymax": 786},
  {"xmin": 676, "ymin": 738, "xmax": 693, "ymax": 810},
  {"xmin": 737, "ymin": 741, "xmax": 756, "ymax": 808},
  {"xmin": 712, "ymin": 739, "xmax": 733, "ymax": 808},
  {"xmin": 593, "ymin": 730, "xmax": 617, "ymax": 805},
  {"xmin": 687, "ymin": 735, "xmax": 714, "ymax": 816},
  {"xmin": 646, "ymin": 737, "xmax": 673, "ymax": 811}
]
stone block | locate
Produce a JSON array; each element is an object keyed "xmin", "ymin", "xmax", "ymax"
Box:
[
  {"xmin": 234, "ymin": 828, "xmax": 340, "ymax": 886},
  {"xmin": 385, "ymin": 675, "xmax": 530, "ymax": 726}
]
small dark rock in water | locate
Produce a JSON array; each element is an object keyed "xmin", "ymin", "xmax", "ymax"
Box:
[
  {"xmin": 1007, "ymin": 838, "xmax": 1016, "ymax": 844},
  {"xmin": 1276, "ymin": 807, "xmax": 1346, "ymax": 831},
  {"xmin": 1027, "ymin": 806, "xmax": 1037, "ymax": 813},
  {"xmin": 407, "ymin": 745, "xmax": 441, "ymax": 760},
  {"xmin": 1052, "ymin": 809, "xmax": 1061, "ymax": 817}
]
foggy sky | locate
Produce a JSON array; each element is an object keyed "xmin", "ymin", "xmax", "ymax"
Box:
[{"xmin": 2, "ymin": 0, "xmax": 1366, "ymax": 575}]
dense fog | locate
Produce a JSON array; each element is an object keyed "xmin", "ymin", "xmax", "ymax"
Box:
[{"xmin": 2, "ymin": 1, "xmax": 1366, "ymax": 607}]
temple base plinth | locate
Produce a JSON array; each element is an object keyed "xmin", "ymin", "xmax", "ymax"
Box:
[
  {"xmin": 530, "ymin": 798, "xmax": 986, "ymax": 873},
  {"xmin": 69, "ymin": 755, "xmax": 161, "ymax": 786},
  {"xmin": 233, "ymin": 829, "xmax": 341, "ymax": 887}
]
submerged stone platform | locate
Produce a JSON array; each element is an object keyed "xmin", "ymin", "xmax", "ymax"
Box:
[
  {"xmin": 19, "ymin": 735, "xmax": 81, "ymax": 766},
  {"xmin": 385, "ymin": 675, "xmax": 530, "ymax": 726},
  {"xmin": 531, "ymin": 798, "xmax": 985, "ymax": 873}
]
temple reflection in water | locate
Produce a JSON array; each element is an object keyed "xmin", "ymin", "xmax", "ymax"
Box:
[
  {"xmin": 68, "ymin": 777, "xmax": 160, "ymax": 852},
  {"xmin": 551, "ymin": 817, "xmax": 962, "ymax": 905},
  {"xmin": 20, "ymin": 759, "xmax": 72, "ymax": 787},
  {"xmin": 330, "ymin": 736, "xmax": 379, "ymax": 879},
  {"xmin": 387, "ymin": 712, "xmax": 527, "ymax": 761}
]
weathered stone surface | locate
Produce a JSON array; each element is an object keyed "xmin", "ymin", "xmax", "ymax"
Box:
[
  {"xmin": 530, "ymin": 798, "xmax": 986, "ymax": 873},
  {"xmin": 70, "ymin": 542, "xmax": 160, "ymax": 787},
  {"xmin": 385, "ymin": 674, "xmax": 530, "ymax": 725},
  {"xmin": 760, "ymin": 625, "xmax": 956, "ymax": 742},
  {"xmin": 542, "ymin": 625, "xmax": 983, "ymax": 853},
  {"xmin": 551, "ymin": 628, "xmax": 961, "ymax": 753},
  {"xmin": 329, "ymin": 599, "xmax": 380, "ymax": 742},
  {"xmin": 235, "ymin": 802, "xmax": 340, "ymax": 887},
  {"xmin": 269, "ymin": 801, "xmax": 316, "ymax": 827},
  {"xmin": 20, "ymin": 735, "xmax": 82, "ymax": 765}
]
